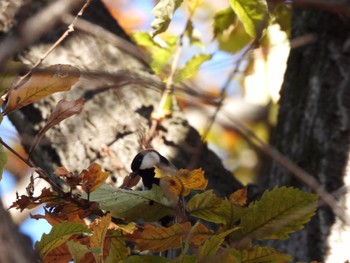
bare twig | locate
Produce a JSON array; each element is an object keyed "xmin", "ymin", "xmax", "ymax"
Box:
[
  {"xmin": 0, "ymin": 0, "xmax": 85, "ymax": 66},
  {"xmin": 221, "ymin": 110, "xmax": 350, "ymax": 225},
  {"xmin": 0, "ymin": 137, "xmax": 66, "ymax": 195},
  {"xmin": 13, "ymin": 0, "xmax": 92, "ymax": 88},
  {"xmin": 60, "ymin": 14, "xmax": 149, "ymax": 65}
]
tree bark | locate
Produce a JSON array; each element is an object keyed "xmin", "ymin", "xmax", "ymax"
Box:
[
  {"xmin": 4, "ymin": 1, "xmax": 241, "ymax": 196},
  {"xmin": 264, "ymin": 6, "xmax": 350, "ymax": 262}
]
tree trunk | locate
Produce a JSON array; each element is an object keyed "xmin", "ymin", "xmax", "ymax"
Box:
[
  {"xmin": 264, "ymin": 6, "xmax": 350, "ymax": 262},
  {"xmin": 4, "ymin": 0, "xmax": 241, "ymax": 196}
]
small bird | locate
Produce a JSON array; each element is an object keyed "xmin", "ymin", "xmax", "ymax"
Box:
[{"xmin": 130, "ymin": 149, "xmax": 176, "ymax": 189}]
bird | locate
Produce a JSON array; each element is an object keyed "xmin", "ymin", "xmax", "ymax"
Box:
[{"xmin": 130, "ymin": 149, "xmax": 177, "ymax": 190}]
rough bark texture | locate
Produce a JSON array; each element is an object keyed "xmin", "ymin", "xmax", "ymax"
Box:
[
  {"xmin": 4, "ymin": 1, "xmax": 241, "ymax": 197},
  {"xmin": 264, "ymin": 7, "xmax": 350, "ymax": 262}
]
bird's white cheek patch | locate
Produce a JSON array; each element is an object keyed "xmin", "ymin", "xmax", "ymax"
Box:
[{"xmin": 140, "ymin": 151, "xmax": 160, "ymax": 169}]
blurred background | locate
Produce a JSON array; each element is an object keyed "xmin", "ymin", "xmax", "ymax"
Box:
[{"xmin": 0, "ymin": 0, "xmax": 290, "ymax": 243}]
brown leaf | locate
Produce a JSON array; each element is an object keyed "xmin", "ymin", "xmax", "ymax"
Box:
[
  {"xmin": 81, "ymin": 163, "xmax": 109, "ymax": 193},
  {"xmin": 55, "ymin": 166, "xmax": 82, "ymax": 190},
  {"xmin": 3, "ymin": 64, "xmax": 80, "ymax": 115},
  {"xmin": 28, "ymin": 98, "xmax": 84, "ymax": 157},
  {"xmin": 229, "ymin": 188, "xmax": 247, "ymax": 207},
  {"xmin": 126, "ymin": 222, "xmax": 192, "ymax": 252}
]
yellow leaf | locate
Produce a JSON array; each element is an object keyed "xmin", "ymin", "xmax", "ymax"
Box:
[
  {"xmin": 81, "ymin": 163, "xmax": 109, "ymax": 193},
  {"xmin": 3, "ymin": 64, "xmax": 80, "ymax": 115},
  {"xmin": 160, "ymin": 168, "xmax": 208, "ymax": 205}
]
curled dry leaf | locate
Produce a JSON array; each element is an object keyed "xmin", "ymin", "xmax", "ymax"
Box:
[
  {"xmin": 81, "ymin": 163, "xmax": 110, "ymax": 193},
  {"xmin": 3, "ymin": 64, "xmax": 80, "ymax": 115}
]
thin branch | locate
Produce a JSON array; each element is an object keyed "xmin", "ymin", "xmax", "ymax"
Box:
[
  {"xmin": 0, "ymin": 0, "xmax": 85, "ymax": 66},
  {"xmin": 221, "ymin": 110, "xmax": 350, "ymax": 225},
  {"xmin": 13, "ymin": 0, "xmax": 92, "ymax": 88},
  {"xmin": 0, "ymin": 137, "xmax": 66, "ymax": 195}
]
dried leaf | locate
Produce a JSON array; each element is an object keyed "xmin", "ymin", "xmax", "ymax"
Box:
[
  {"xmin": 28, "ymin": 98, "xmax": 84, "ymax": 157},
  {"xmin": 90, "ymin": 213, "xmax": 112, "ymax": 260},
  {"xmin": 81, "ymin": 163, "xmax": 110, "ymax": 193},
  {"xmin": 229, "ymin": 188, "xmax": 247, "ymax": 206},
  {"xmin": 3, "ymin": 64, "xmax": 80, "ymax": 115},
  {"xmin": 126, "ymin": 223, "xmax": 191, "ymax": 252}
]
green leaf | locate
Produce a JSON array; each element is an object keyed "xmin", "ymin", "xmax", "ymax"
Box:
[
  {"xmin": 185, "ymin": 19, "xmax": 203, "ymax": 47},
  {"xmin": 0, "ymin": 142, "xmax": 7, "ymax": 181},
  {"xmin": 197, "ymin": 228, "xmax": 239, "ymax": 260},
  {"xmin": 132, "ymin": 32, "xmax": 177, "ymax": 74},
  {"xmin": 228, "ymin": 0, "xmax": 269, "ymax": 38},
  {"xmin": 120, "ymin": 255, "xmax": 167, "ymax": 263},
  {"xmin": 105, "ymin": 233, "xmax": 130, "ymax": 263},
  {"xmin": 240, "ymin": 186, "xmax": 318, "ymax": 240},
  {"xmin": 186, "ymin": 190, "xmax": 246, "ymax": 225},
  {"xmin": 35, "ymin": 221, "xmax": 91, "ymax": 259},
  {"xmin": 241, "ymin": 246, "xmax": 293, "ymax": 263},
  {"xmin": 213, "ymin": 8, "xmax": 237, "ymax": 38},
  {"xmin": 151, "ymin": 0, "xmax": 184, "ymax": 37},
  {"xmin": 66, "ymin": 241, "xmax": 90, "ymax": 263},
  {"xmin": 217, "ymin": 21, "xmax": 253, "ymax": 54},
  {"xmin": 86, "ymin": 184, "xmax": 173, "ymax": 221},
  {"xmin": 174, "ymin": 53, "xmax": 212, "ymax": 83}
]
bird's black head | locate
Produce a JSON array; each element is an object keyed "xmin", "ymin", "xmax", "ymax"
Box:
[{"xmin": 130, "ymin": 150, "xmax": 169, "ymax": 189}]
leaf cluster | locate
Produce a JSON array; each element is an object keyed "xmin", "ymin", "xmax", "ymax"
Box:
[{"xmin": 10, "ymin": 165, "xmax": 317, "ymax": 262}]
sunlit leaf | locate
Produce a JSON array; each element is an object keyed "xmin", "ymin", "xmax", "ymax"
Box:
[
  {"xmin": 132, "ymin": 32, "xmax": 177, "ymax": 74},
  {"xmin": 89, "ymin": 213, "xmax": 112, "ymax": 261},
  {"xmin": 28, "ymin": 98, "xmax": 84, "ymax": 157},
  {"xmin": 186, "ymin": 190, "xmax": 245, "ymax": 224},
  {"xmin": 3, "ymin": 64, "xmax": 80, "ymax": 115},
  {"xmin": 217, "ymin": 21, "xmax": 252, "ymax": 53},
  {"xmin": 213, "ymin": 8, "xmax": 236, "ymax": 38},
  {"xmin": 86, "ymin": 184, "xmax": 173, "ymax": 221},
  {"xmin": 35, "ymin": 221, "xmax": 91, "ymax": 259},
  {"xmin": 81, "ymin": 163, "xmax": 109, "ymax": 193},
  {"xmin": 66, "ymin": 241, "xmax": 90, "ymax": 263},
  {"xmin": 160, "ymin": 168, "xmax": 208, "ymax": 205},
  {"xmin": 151, "ymin": 0, "xmax": 184, "ymax": 36},
  {"xmin": 0, "ymin": 143, "xmax": 7, "ymax": 180},
  {"xmin": 240, "ymin": 187, "xmax": 318, "ymax": 240},
  {"xmin": 187, "ymin": 0, "xmax": 202, "ymax": 15},
  {"xmin": 174, "ymin": 54, "xmax": 212, "ymax": 83},
  {"xmin": 228, "ymin": 0, "xmax": 269, "ymax": 38}
]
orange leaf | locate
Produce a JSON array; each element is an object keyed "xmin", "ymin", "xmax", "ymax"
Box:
[
  {"xmin": 229, "ymin": 188, "xmax": 247, "ymax": 207},
  {"xmin": 3, "ymin": 64, "xmax": 80, "ymax": 115},
  {"xmin": 28, "ymin": 98, "xmax": 84, "ymax": 157},
  {"xmin": 81, "ymin": 163, "xmax": 109, "ymax": 193},
  {"xmin": 160, "ymin": 169, "xmax": 208, "ymax": 202}
]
